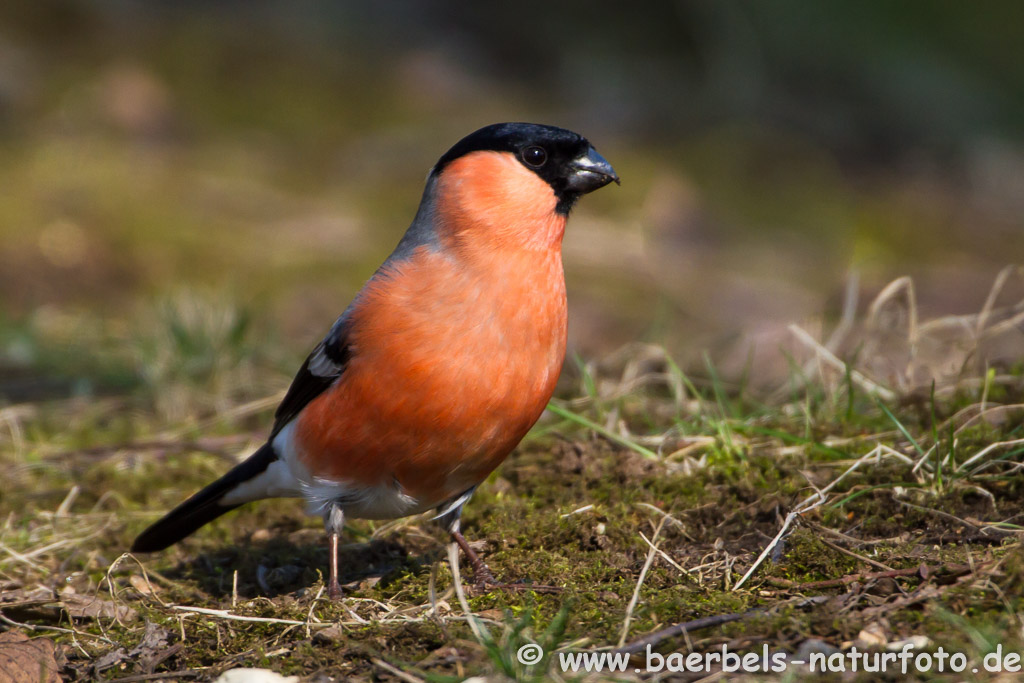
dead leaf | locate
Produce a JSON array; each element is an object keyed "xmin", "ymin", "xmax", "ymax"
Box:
[
  {"xmin": 0, "ymin": 587, "xmax": 61, "ymax": 621},
  {"xmin": 0, "ymin": 586, "xmax": 56, "ymax": 607},
  {"xmin": 0, "ymin": 631, "xmax": 60, "ymax": 683},
  {"xmin": 90, "ymin": 647, "xmax": 127, "ymax": 676},
  {"xmin": 129, "ymin": 575, "xmax": 160, "ymax": 596},
  {"xmin": 128, "ymin": 622, "xmax": 174, "ymax": 673},
  {"xmin": 60, "ymin": 593, "xmax": 138, "ymax": 622},
  {"xmin": 129, "ymin": 621, "xmax": 170, "ymax": 656}
]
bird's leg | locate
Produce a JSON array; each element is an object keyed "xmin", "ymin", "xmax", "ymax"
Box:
[
  {"xmin": 438, "ymin": 491, "xmax": 561, "ymax": 594},
  {"xmin": 450, "ymin": 528, "xmax": 498, "ymax": 588},
  {"xmin": 327, "ymin": 532, "xmax": 343, "ymax": 600},
  {"xmin": 449, "ymin": 525, "xmax": 561, "ymax": 594},
  {"xmin": 324, "ymin": 503, "xmax": 345, "ymax": 600}
]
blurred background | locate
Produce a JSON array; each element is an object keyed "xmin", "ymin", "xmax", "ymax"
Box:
[{"xmin": 1, "ymin": 0, "xmax": 1022, "ymax": 407}]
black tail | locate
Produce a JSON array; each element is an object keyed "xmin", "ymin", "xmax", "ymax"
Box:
[{"xmin": 131, "ymin": 443, "xmax": 277, "ymax": 552}]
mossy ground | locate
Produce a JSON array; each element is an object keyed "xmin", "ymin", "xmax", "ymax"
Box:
[
  {"xmin": 2, "ymin": 300, "xmax": 1023, "ymax": 681},
  {"xmin": 2, "ymin": 7, "xmax": 1023, "ymax": 679}
]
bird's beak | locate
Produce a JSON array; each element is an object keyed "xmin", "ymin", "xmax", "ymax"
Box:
[{"xmin": 566, "ymin": 146, "xmax": 620, "ymax": 193}]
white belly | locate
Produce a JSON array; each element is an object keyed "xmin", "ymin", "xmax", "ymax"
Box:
[{"xmin": 218, "ymin": 421, "xmax": 432, "ymax": 521}]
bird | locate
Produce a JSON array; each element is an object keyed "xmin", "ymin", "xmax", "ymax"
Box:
[{"xmin": 131, "ymin": 122, "xmax": 619, "ymax": 599}]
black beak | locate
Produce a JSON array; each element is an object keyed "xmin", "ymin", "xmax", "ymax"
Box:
[{"xmin": 566, "ymin": 146, "xmax": 620, "ymax": 194}]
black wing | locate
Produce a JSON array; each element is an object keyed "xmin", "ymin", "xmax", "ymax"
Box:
[{"xmin": 270, "ymin": 315, "xmax": 352, "ymax": 438}]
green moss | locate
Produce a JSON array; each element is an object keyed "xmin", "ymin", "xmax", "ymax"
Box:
[{"xmin": 4, "ymin": 318, "xmax": 1024, "ymax": 679}]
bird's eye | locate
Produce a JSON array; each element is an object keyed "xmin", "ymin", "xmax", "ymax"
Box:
[{"xmin": 522, "ymin": 146, "xmax": 547, "ymax": 168}]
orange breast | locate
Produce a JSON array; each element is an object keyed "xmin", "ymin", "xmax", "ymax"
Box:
[{"xmin": 293, "ymin": 243, "xmax": 568, "ymax": 508}]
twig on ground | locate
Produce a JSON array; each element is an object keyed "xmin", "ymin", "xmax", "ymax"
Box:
[
  {"xmin": 616, "ymin": 611, "xmax": 759, "ymax": 655},
  {"xmin": 815, "ymin": 535, "xmax": 894, "ymax": 572},
  {"xmin": 917, "ymin": 531, "xmax": 1017, "ymax": 545},
  {"xmin": 372, "ymin": 659, "xmax": 426, "ymax": 683},
  {"xmin": 765, "ymin": 562, "xmax": 979, "ymax": 591}
]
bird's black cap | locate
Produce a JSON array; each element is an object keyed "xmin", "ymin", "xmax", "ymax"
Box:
[{"xmin": 433, "ymin": 122, "xmax": 619, "ymax": 214}]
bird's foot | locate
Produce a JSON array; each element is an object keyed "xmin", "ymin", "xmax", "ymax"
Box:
[
  {"xmin": 469, "ymin": 557, "xmax": 562, "ymax": 593},
  {"xmin": 451, "ymin": 531, "xmax": 561, "ymax": 594},
  {"xmin": 327, "ymin": 578, "xmax": 344, "ymax": 601},
  {"xmin": 470, "ymin": 577, "xmax": 563, "ymax": 595}
]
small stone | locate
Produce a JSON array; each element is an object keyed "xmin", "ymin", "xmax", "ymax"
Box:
[
  {"xmin": 312, "ymin": 626, "xmax": 345, "ymax": 645},
  {"xmin": 214, "ymin": 669, "xmax": 298, "ymax": 683},
  {"xmin": 856, "ymin": 622, "xmax": 889, "ymax": 648},
  {"xmin": 886, "ymin": 635, "xmax": 931, "ymax": 651},
  {"xmin": 250, "ymin": 529, "xmax": 272, "ymax": 543},
  {"xmin": 794, "ymin": 638, "xmax": 840, "ymax": 663}
]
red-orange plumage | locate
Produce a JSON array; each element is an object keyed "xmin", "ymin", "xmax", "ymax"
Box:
[
  {"xmin": 294, "ymin": 151, "xmax": 568, "ymax": 510},
  {"xmin": 131, "ymin": 123, "xmax": 618, "ymax": 598}
]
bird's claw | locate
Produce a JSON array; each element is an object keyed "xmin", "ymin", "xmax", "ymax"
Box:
[
  {"xmin": 470, "ymin": 579, "xmax": 563, "ymax": 595},
  {"xmin": 452, "ymin": 530, "xmax": 562, "ymax": 594},
  {"xmin": 470, "ymin": 565, "xmax": 562, "ymax": 594}
]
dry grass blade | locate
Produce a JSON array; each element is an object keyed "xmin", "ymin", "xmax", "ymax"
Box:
[
  {"xmin": 446, "ymin": 542, "xmax": 488, "ymax": 644},
  {"xmin": 617, "ymin": 517, "xmax": 666, "ymax": 647},
  {"xmin": 170, "ymin": 606, "xmax": 317, "ymax": 626},
  {"xmin": 957, "ymin": 437, "xmax": 1024, "ymax": 474},
  {"xmin": 976, "ymin": 265, "xmax": 1023, "ymax": 338},
  {"xmin": 637, "ymin": 527, "xmax": 688, "ymax": 576},
  {"xmin": 867, "ymin": 275, "xmax": 919, "ymax": 344},
  {"xmin": 787, "ymin": 324, "xmax": 896, "ymax": 401},
  {"xmin": 815, "ymin": 535, "xmax": 894, "ymax": 572},
  {"xmin": 3, "ymin": 267, "xmax": 1023, "ymax": 678},
  {"xmin": 733, "ymin": 446, "xmax": 892, "ymax": 591}
]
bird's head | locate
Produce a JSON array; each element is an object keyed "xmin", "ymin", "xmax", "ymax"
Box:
[{"xmin": 424, "ymin": 122, "xmax": 619, "ymax": 253}]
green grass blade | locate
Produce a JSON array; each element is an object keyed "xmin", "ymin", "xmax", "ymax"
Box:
[
  {"xmin": 546, "ymin": 402, "xmax": 659, "ymax": 460},
  {"xmin": 874, "ymin": 397, "xmax": 927, "ymax": 459}
]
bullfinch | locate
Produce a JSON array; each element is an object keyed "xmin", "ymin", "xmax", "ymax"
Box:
[{"xmin": 131, "ymin": 122, "xmax": 619, "ymax": 598}]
